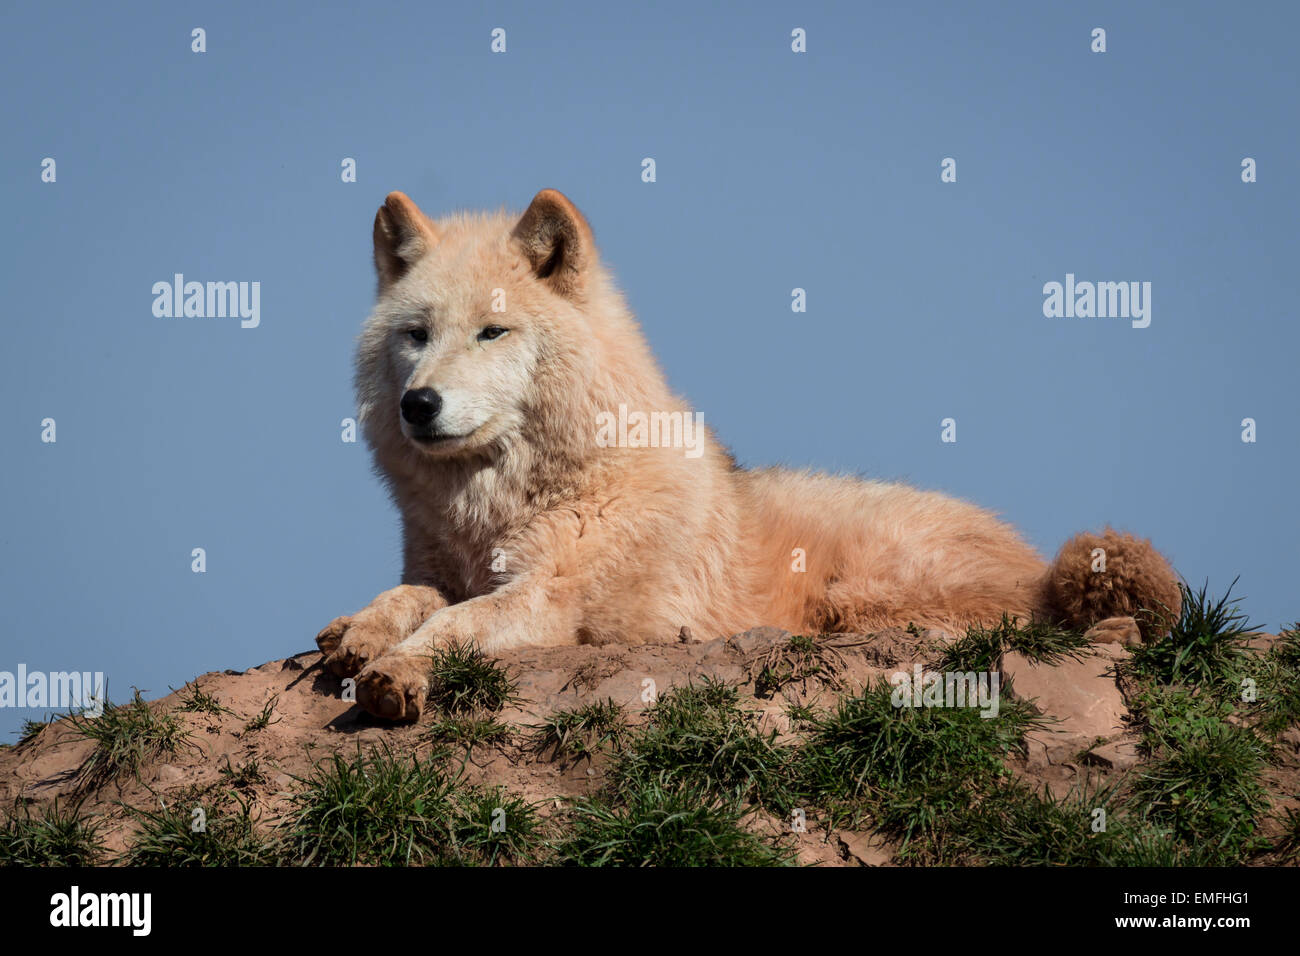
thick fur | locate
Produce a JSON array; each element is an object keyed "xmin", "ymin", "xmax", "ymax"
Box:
[
  {"xmin": 1041, "ymin": 528, "xmax": 1182, "ymax": 642},
  {"xmin": 318, "ymin": 189, "xmax": 1181, "ymax": 720}
]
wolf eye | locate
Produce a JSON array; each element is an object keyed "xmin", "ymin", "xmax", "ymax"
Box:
[
  {"xmin": 407, "ymin": 328, "xmax": 428, "ymax": 343},
  {"xmin": 477, "ymin": 325, "xmax": 508, "ymax": 342}
]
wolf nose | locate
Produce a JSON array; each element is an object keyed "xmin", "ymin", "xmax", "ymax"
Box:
[{"xmin": 400, "ymin": 388, "xmax": 442, "ymax": 426}]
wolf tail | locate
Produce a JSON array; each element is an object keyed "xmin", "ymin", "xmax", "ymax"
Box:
[{"xmin": 1038, "ymin": 527, "xmax": 1181, "ymax": 642}]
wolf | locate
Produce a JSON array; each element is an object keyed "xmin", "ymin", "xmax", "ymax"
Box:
[{"xmin": 316, "ymin": 189, "xmax": 1181, "ymax": 721}]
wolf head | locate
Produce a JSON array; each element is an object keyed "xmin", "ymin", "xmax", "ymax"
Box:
[{"xmin": 356, "ymin": 189, "xmax": 656, "ymax": 481}]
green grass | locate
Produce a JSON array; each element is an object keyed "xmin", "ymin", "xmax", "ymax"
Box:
[
  {"xmin": 1242, "ymin": 625, "xmax": 1300, "ymax": 736},
  {"xmin": 1100, "ymin": 658, "xmax": 1274, "ymax": 864},
  {"xmin": 1109, "ymin": 581, "xmax": 1278, "ymax": 863},
  {"xmin": 555, "ymin": 781, "xmax": 794, "ymax": 867},
  {"xmin": 941, "ymin": 777, "xmax": 1119, "ymax": 866},
  {"xmin": 1131, "ymin": 579, "xmax": 1252, "ymax": 686},
  {"xmin": 282, "ymin": 745, "xmax": 542, "ymax": 866},
  {"xmin": 544, "ymin": 680, "xmax": 799, "ymax": 865},
  {"xmin": 123, "ymin": 790, "xmax": 280, "ymax": 866},
  {"xmin": 426, "ymin": 641, "xmax": 521, "ymax": 715},
  {"xmin": 934, "ymin": 615, "xmax": 1091, "ymax": 673},
  {"xmin": 1271, "ymin": 624, "xmax": 1300, "ymax": 670},
  {"xmin": 938, "ymin": 777, "xmax": 1235, "ymax": 866},
  {"xmin": 426, "ymin": 714, "xmax": 512, "ymax": 751},
  {"xmin": 794, "ymin": 677, "xmax": 1043, "ymax": 859},
  {"xmin": 783, "ymin": 702, "xmax": 821, "ymax": 727},
  {"xmin": 67, "ymin": 689, "xmax": 194, "ymax": 791},
  {"xmin": 788, "ymin": 663, "xmax": 1274, "ymax": 866},
  {"xmin": 527, "ymin": 698, "xmax": 629, "ymax": 763},
  {"xmin": 175, "ymin": 681, "xmax": 232, "ymax": 717},
  {"xmin": 921, "ymin": 586, "xmax": 1281, "ymax": 866},
  {"xmin": 449, "ymin": 786, "xmax": 546, "ymax": 866},
  {"xmin": 1129, "ymin": 718, "xmax": 1271, "ymax": 861},
  {"xmin": 1130, "ymin": 683, "xmax": 1231, "ymax": 752},
  {"xmin": 0, "ymin": 799, "xmax": 104, "ymax": 866},
  {"xmin": 241, "ymin": 695, "xmax": 281, "ymax": 734},
  {"xmin": 1274, "ymin": 807, "xmax": 1300, "ymax": 863},
  {"xmin": 611, "ymin": 678, "xmax": 795, "ymax": 809}
]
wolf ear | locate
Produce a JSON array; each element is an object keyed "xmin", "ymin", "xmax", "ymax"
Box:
[
  {"xmin": 373, "ymin": 191, "xmax": 439, "ymax": 291},
  {"xmin": 511, "ymin": 189, "xmax": 593, "ymax": 299}
]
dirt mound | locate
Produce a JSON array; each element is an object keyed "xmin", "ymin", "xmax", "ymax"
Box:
[
  {"xmin": 5, "ymin": 625, "xmax": 1296, "ymax": 866},
  {"xmin": 0, "ymin": 628, "xmax": 932, "ymax": 862}
]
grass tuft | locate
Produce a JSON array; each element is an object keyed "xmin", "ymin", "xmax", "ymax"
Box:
[
  {"xmin": 175, "ymin": 681, "xmax": 232, "ymax": 717},
  {"xmin": 1129, "ymin": 719, "xmax": 1270, "ymax": 860},
  {"xmin": 241, "ymin": 695, "xmax": 281, "ymax": 735},
  {"xmin": 282, "ymin": 745, "xmax": 541, "ymax": 866},
  {"xmin": 425, "ymin": 714, "xmax": 511, "ymax": 751},
  {"xmin": 611, "ymin": 678, "xmax": 794, "ymax": 809},
  {"xmin": 795, "ymin": 677, "xmax": 1042, "ymax": 858},
  {"xmin": 935, "ymin": 615, "xmax": 1090, "ymax": 673},
  {"xmin": 555, "ymin": 780, "xmax": 793, "ymax": 867},
  {"xmin": 1273, "ymin": 806, "xmax": 1300, "ymax": 863},
  {"xmin": 1131, "ymin": 579, "xmax": 1252, "ymax": 686},
  {"xmin": 1243, "ymin": 625, "xmax": 1300, "ymax": 736},
  {"xmin": 68, "ymin": 689, "xmax": 193, "ymax": 792},
  {"xmin": 124, "ymin": 790, "xmax": 279, "ymax": 866},
  {"xmin": 426, "ymin": 642, "xmax": 521, "ymax": 715},
  {"xmin": 527, "ymin": 698, "xmax": 629, "ymax": 763},
  {"xmin": 0, "ymin": 799, "xmax": 104, "ymax": 866}
]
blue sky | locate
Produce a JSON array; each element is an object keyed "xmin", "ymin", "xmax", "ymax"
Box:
[{"xmin": 1, "ymin": 1, "xmax": 1296, "ymax": 736}]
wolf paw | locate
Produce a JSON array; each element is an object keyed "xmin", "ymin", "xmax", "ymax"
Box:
[
  {"xmin": 355, "ymin": 655, "xmax": 429, "ymax": 721},
  {"xmin": 316, "ymin": 617, "xmax": 401, "ymax": 678},
  {"xmin": 1084, "ymin": 615, "xmax": 1143, "ymax": 647},
  {"xmin": 315, "ymin": 616, "xmax": 352, "ymax": 655}
]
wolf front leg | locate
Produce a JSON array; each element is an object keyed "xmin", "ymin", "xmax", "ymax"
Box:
[
  {"xmin": 354, "ymin": 580, "xmax": 579, "ymax": 721},
  {"xmin": 315, "ymin": 584, "xmax": 450, "ymax": 678}
]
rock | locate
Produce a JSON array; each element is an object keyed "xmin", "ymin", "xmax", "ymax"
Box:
[
  {"xmin": 1090, "ymin": 641, "xmax": 1132, "ymax": 662},
  {"xmin": 1085, "ymin": 738, "xmax": 1141, "ymax": 770},
  {"xmin": 1002, "ymin": 650, "xmax": 1129, "ymax": 763},
  {"xmin": 155, "ymin": 764, "xmax": 185, "ymax": 784},
  {"xmin": 729, "ymin": 626, "xmax": 791, "ymax": 655},
  {"xmin": 586, "ymin": 671, "xmax": 657, "ymax": 710},
  {"xmin": 836, "ymin": 830, "xmax": 893, "ymax": 866},
  {"xmin": 697, "ymin": 640, "xmax": 733, "ymax": 662},
  {"xmin": 1245, "ymin": 633, "xmax": 1280, "ymax": 654},
  {"xmin": 1023, "ymin": 734, "xmax": 1051, "ymax": 769}
]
